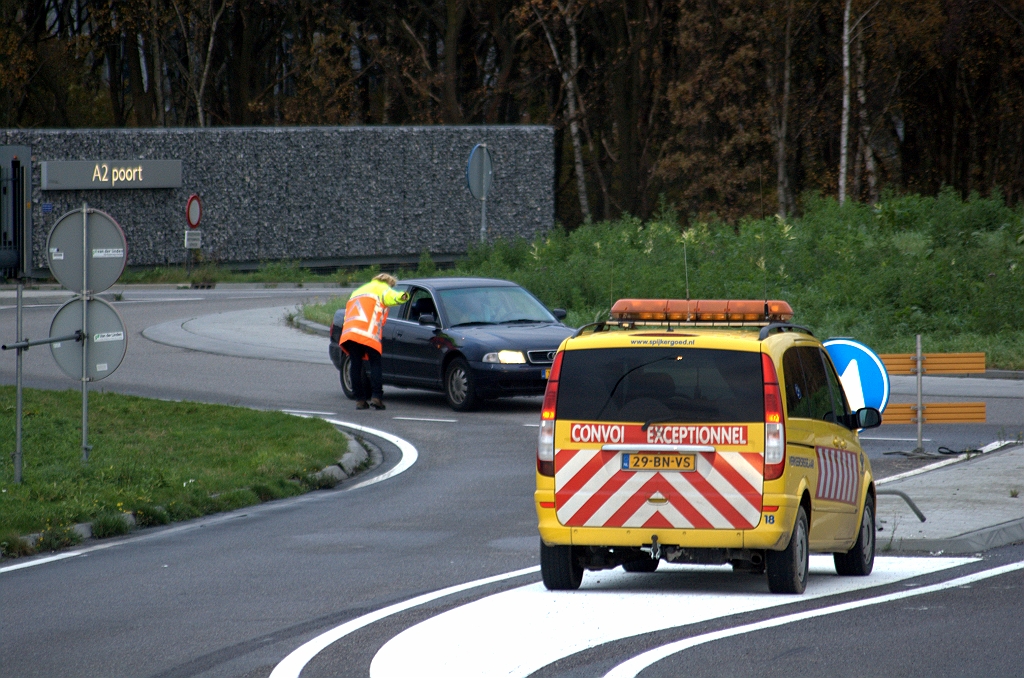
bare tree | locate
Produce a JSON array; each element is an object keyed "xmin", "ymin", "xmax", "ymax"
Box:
[
  {"xmin": 172, "ymin": 0, "xmax": 228, "ymax": 126},
  {"xmin": 535, "ymin": 0, "xmax": 591, "ymax": 222},
  {"xmin": 839, "ymin": 0, "xmax": 881, "ymax": 204}
]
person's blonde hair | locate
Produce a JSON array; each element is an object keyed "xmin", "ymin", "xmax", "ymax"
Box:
[{"xmin": 373, "ymin": 273, "xmax": 398, "ymax": 287}]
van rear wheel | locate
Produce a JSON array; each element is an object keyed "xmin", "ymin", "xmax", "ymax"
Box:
[
  {"xmin": 540, "ymin": 541, "xmax": 583, "ymax": 590},
  {"xmin": 766, "ymin": 506, "xmax": 809, "ymax": 594}
]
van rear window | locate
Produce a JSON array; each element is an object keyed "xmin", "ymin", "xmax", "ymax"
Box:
[{"xmin": 557, "ymin": 347, "xmax": 763, "ymax": 424}]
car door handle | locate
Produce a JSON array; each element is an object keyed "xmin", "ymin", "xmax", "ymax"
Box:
[{"xmin": 395, "ymin": 331, "xmax": 404, "ymax": 338}]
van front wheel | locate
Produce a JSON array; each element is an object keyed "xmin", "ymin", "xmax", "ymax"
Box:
[{"xmin": 540, "ymin": 541, "xmax": 583, "ymax": 590}]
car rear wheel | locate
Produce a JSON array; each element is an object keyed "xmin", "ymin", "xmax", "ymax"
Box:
[
  {"xmin": 622, "ymin": 557, "xmax": 659, "ymax": 573},
  {"xmin": 444, "ymin": 357, "xmax": 478, "ymax": 411},
  {"xmin": 834, "ymin": 496, "xmax": 875, "ymax": 576},
  {"xmin": 340, "ymin": 354, "xmax": 370, "ymax": 400},
  {"xmin": 540, "ymin": 541, "xmax": 583, "ymax": 590},
  {"xmin": 766, "ymin": 506, "xmax": 809, "ymax": 594}
]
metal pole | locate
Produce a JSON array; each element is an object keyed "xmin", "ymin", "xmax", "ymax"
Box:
[
  {"xmin": 480, "ymin": 197, "xmax": 487, "ymax": 243},
  {"xmin": 81, "ymin": 203, "xmax": 90, "ymax": 463},
  {"xmin": 14, "ymin": 281, "xmax": 23, "ymax": 484},
  {"xmin": 915, "ymin": 333, "xmax": 924, "ymax": 454}
]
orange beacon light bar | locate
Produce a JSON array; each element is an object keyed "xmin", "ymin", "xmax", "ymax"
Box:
[{"xmin": 610, "ymin": 299, "xmax": 794, "ymax": 324}]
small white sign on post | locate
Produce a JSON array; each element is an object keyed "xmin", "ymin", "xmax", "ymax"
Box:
[{"xmin": 184, "ymin": 230, "xmax": 202, "ymax": 249}]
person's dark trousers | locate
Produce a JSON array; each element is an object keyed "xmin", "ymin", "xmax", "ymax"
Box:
[{"xmin": 343, "ymin": 340, "xmax": 384, "ymax": 401}]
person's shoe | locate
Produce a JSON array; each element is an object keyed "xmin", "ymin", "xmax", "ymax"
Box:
[
  {"xmin": 369, "ymin": 398, "xmax": 386, "ymax": 410},
  {"xmin": 356, "ymin": 400, "xmax": 369, "ymax": 410}
]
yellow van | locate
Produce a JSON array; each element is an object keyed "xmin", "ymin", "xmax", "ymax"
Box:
[{"xmin": 535, "ymin": 299, "xmax": 882, "ymax": 593}]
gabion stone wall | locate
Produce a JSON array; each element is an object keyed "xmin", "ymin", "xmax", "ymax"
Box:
[{"xmin": 0, "ymin": 126, "xmax": 553, "ymax": 271}]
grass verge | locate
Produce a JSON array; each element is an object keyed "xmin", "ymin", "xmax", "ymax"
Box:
[{"xmin": 0, "ymin": 388, "xmax": 348, "ymax": 554}]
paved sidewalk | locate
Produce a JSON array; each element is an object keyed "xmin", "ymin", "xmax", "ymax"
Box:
[
  {"xmin": 876, "ymin": 443, "xmax": 1024, "ymax": 554},
  {"xmin": 142, "ymin": 306, "xmax": 331, "ymax": 364}
]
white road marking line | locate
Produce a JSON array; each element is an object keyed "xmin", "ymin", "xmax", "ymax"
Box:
[
  {"xmin": 282, "ymin": 409, "xmax": 337, "ymax": 416},
  {"xmin": 876, "ymin": 439, "xmax": 1010, "ymax": 485},
  {"xmin": 268, "ymin": 566, "xmax": 540, "ymax": 678},
  {"xmin": 523, "ymin": 423, "xmax": 540, "ymax": 427},
  {"xmin": 392, "ymin": 416, "xmax": 458, "ymax": 423},
  {"xmin": 368, "ymin": 556, "xmax": 974, "ymax": 678},
  {"xmin": 322, "ymin": 419, "xmax": 418, "ymax": 490},
  {"xmin": 603, "ymin": 558, "xmax": 1024, "ymax": 678}
]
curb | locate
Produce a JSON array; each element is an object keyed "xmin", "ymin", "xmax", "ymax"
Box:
[
  {"xmin": 310, "ymin": 430, "xmax": 372, "ymax": 483},
  {"xmin": 883, "ymin": 516, "xmax": 1024, "ymax": 555},
  {"xmin": 292, "ymin": 314, "xmax": 331, "ymax": 337}
]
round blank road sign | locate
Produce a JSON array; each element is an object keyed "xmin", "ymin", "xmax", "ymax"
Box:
[
  {"xmin": 186, "ymin": 194, "xmax": 202, "ymax": 229},
  {"xmin": 50, "ymin": 297, "xmax": 127, "ymax": 381},
  {"xmin": 47, "ymin": 207, "xmax": 127, "ymax": 294},
  {"xmin": 824, "ymin": 338, "xmax": 890, "ymax": 413},
  {"xmin": 466, "ymin": 144, "xmax": 493, "ymax": 200}
]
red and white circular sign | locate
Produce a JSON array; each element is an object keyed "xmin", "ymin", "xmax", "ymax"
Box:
[{"xmin": 186, "ymin": 194, "xmax": 202, "ymax": 229}]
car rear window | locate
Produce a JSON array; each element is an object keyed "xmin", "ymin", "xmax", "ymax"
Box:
[{"xmin": 557, "ymin": 347, "xmax": 764, "ymax": 424}]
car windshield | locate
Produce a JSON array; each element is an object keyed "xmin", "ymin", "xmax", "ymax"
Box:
[
  {"xmin": 556, "ymin": 347, "xmax": 764, "ymax": 423},
  {"xmin": 438, "ymin": 285, "xmax": 555, "ymax": 326}
]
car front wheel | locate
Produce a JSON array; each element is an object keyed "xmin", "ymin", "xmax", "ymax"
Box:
[
  {"xmin": 444, "ymin": 357, "xmax": 478, "ymax": 411},
  {"xmin": 766, "ymin": 506, "xmax": 809, "ymax": 594}
]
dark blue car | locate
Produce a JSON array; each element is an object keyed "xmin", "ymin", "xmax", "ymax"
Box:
[{"xmin": 329, "ymin": 277, "xmax": 574, "ymax": 410}]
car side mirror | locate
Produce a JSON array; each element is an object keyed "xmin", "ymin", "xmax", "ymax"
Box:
[
  {"xmin": 856, "ymin": 407, "xmax": 882, "ymax": 430},
  {"xmin": 418, "ymin": 313, "xmax": 437, "ymax": 326},
  {"xmin": 552, "ymin": 308, "xmax": 567, "ymax": 320}
]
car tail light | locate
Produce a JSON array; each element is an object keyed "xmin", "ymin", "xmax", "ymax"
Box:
[
  {"xmin": 537, "ymin": 351, "xmax": 564, "ymax": 476},
  {"xmin": 762, "ymin": 352, "xmax": 786, "ymax": 480}
]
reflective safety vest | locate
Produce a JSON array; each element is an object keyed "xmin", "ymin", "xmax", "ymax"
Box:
[{"xmin": 339, "ymin": 293, "xmax": 388, "ymax": 354}]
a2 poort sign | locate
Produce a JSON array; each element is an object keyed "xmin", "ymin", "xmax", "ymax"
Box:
[{"xmin": 40, "ymin": 160, "xmax": 182, "ymax": 190}]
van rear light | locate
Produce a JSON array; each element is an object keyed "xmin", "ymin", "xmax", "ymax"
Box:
[
  {"xmin": 537, "ymin": 351, "xmax": 564, "ymax": 476},
  {"xmin": 762, "ymin": 353, "xmax": 786, "ymax": 480}
]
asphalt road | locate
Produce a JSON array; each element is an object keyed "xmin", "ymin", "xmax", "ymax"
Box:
[{"xmin": 1, "ymin": 288, "xmax": 1022, "ymax": 678}]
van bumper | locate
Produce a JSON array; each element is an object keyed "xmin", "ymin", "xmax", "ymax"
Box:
[{"xmin": 536, "ymin": 482, "xmax": 799, "ymax": 552}]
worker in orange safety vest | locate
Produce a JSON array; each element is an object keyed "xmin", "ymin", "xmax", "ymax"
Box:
[{"xmin": 339, "ymin": 273, "xmax": 410, "ymax": 409}]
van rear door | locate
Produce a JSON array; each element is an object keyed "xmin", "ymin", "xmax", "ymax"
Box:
[{"xmin": 553, "ymin": 346, "xmax": 766, "ymax": 530}]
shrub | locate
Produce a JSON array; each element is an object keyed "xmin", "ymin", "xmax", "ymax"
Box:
[
  {"xmin": 133, "ymin": 505, "xmax": 171, "ymax": 527},
  {"xmin": 37, "ymin": 525, "xmax": 82, "ymax": 551},
  {"xmin": 1, "ymin": 532, "xmax": 35, "ymax": 558},
  {"xmin": 91, "ymin": 513, "xmax": 131, "ymax": 538}
]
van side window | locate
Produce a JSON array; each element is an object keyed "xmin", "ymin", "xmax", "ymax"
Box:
[
  {"xmin": 820, "ymin": 349, "xmax": 851, "ymax": 424},
  {"xmin": 782, "ymin": 346, "xmax": 833, "ymax": 422}
]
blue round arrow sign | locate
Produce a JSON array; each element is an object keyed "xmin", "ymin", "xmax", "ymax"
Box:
[{"xmin": 823, "ymin": 338, "xmax": 891, "ymax": 413}]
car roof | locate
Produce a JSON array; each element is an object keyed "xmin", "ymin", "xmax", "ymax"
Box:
[{"xmin": 396, "ymin": 277, "xmax": 520, "ymax": 290}]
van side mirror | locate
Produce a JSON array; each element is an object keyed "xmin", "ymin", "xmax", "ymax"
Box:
[
  {"xmin": 552, "ymin": 308, "xmax": 567, "ymax": 320},
  {"xmin": 418, "ymin": 313, "xmax": 437, "ymax": 326},
  {"xmin": 856, "ymin": 407, "xmax": 882, "ymax": 430}
]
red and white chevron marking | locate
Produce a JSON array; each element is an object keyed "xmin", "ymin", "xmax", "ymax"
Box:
[
  {"xmin": 815, "ymin": 446, "xmax": 859, "ymax": 505},
  {"xmin": 554, "ymin": 448, "xmax": 764, "ymax": 530}
]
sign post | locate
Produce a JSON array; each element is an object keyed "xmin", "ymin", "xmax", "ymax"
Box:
[
  {"xmin": 466, "ymin": 144, "xmax": 493, "ymax": 242},
  {"xmin": 47, "ymin": 204, "xmax": 128, "ymax": 462},
  {"xmin": 185, "ymin": 194, "xmax": 203, "ymax": 273}
]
